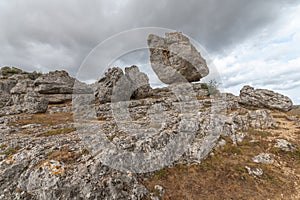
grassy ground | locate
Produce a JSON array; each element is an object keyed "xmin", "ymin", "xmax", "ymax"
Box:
[{"xmin": 143, "ymin": 111, "xmax": 300, "ymax": 200}]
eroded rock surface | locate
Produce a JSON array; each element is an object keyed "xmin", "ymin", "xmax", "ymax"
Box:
[
  {"xmin": 95, "ymin": 66, "xmax": 152, "ymax": 103},
  {"xmin": 148, "ymin": 32, "xmax": 209, "ymax": 84},
  {"xmin": 239, "ymin": 85, "xmax": 293, "ymax": 112}
]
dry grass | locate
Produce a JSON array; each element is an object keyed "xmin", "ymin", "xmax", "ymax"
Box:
[
  {"xmin": 0, "ymin": 146, "xmax": 21, "ymax": 156},
  {"xmin": 9, "ymin": 112, "xmax": 73, "ymax": 127},
  {"xmin": 37, "ymin": 127, "xmax": 76, "ymax": 137},
  {"xmin": 143, "ymin": 112, "xmax": 300, "ymax": 200},
  {"xmin": 47, "ymin": 149, "xmax": 85, "ymax": 164}
]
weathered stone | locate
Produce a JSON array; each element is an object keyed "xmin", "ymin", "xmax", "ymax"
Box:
[
  {"xmin": 23, "ymin": 92, "xmax": 49, "ymax": 114},
  {"xmin": 147, "ymin": 32, "xmax": 209, "ymax": 84},
  {"xmin": 245, "ymin": 166, "xmax": 263, "ymax": 177},
  {"xmin": 95, "ymin": 66, "xmax": 152, "ymax": 103},
  {"xmin": 239, "ymin": 85, "xmax": 293, "ymax": 112},
  {"xmin": 34, "ymin": 70, "xmax": 92, "ymax": 103},
  {"xmin": 0, "ymin": 79, "xmax": 17, "ymax": 108},
  {"xmin": 34, "ymin": 70, "xmax": 75, "ymax": 94},
  {"xmin": 124, "ymin": 65, "xmax": 152, "ymax": 99},
  {"xmin": 275, "ymin": 139, "xmax": 295, "ymax": 152},
  {"xmin": 94, "ymin": 67, "xmax": 124, "ymax": 103},
  {"xmin": 252, "ymin": 153, "xmax": 274, "ymax": 165}
]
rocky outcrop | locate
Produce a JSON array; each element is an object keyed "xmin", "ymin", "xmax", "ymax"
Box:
[
  {"xmin": 124, "ymin": 65, "xmax": 152, "ymax": 99},
  {"xmin": 8, "ymin": 79, "xmax": 48, "ymax": 114},
  {"xmin": 147, "ymin": 32, "xmax": 209, "ymax": 84},
  {"xmin": 95, "ymin": 66, "xmax": 152, "ymax": 103},
  {"xmin": 23, "ymin": 92, "xmax": 49, "ymax": 114},
  {"xmin": 0, "ymin": 79, "xmax": 17, "ymax": 108},
  {"xmin": 94, "ymin": 67, "xmax": 124, "ymax": 103},
  {"xmin": 34, "ymin": 70, "xmax": 92, "ymax": 103},
  {"xmin": 239, "ymin": 85, "xmax": 293, "ymax": 112}
]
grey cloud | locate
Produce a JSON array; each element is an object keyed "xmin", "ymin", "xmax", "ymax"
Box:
[{"xmin": 0, "ymin": 0, "xmax": 298, "ymax": 81}]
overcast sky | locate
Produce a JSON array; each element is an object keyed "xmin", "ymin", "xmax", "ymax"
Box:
[{"xmin": 0, "ymin": 0, "xmax": 299, "ymax": 104}]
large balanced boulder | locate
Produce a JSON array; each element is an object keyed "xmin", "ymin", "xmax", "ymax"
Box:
[
  {"xmin": 239, "ymin": 85, "xmax": 293, "ymax": 112},
  {"xmin": 147, "ymin": 32, "xmax": 209, "ymax": 84}
]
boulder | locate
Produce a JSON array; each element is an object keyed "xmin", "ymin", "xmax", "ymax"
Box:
[
  {"xmin": 34, "ymin": 70, "xmax": 92, "ymax": 103},
  {"xmin": 239, "ymin": 85, "xmax": 293, "ymax": 112},
  {"xmin": 34, "ymin": 70, "xmax": 75, "ymax": 94},
  {"xmin": 94, "ymin": 67, "xmax": 124, "ymax": 103},
  {"xmin": 147, "ymin": 32, "xmax": 209, "ymax": 84},
  {"xmin": 0, "ymin": 79, "xmax": 17, "ymax": 108},
  {"xmin": 23, "ymin": 92, "xmax": 49, "ymax": 114},
  {"xmin": 95, "ymin": 66, "xmax": 152, "ymax": 103},
  {"xmin": 8, "ymin": 79, "xmax": 49, "ymax": 113},
  {"xmin": 124, "ymin": 65, "xmax": 152, "ymax": 99}
]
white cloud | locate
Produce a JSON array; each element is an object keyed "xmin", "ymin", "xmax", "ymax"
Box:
[{"xmin": 213, "ymin": 4, "xmax": 300, "ymax": 104}]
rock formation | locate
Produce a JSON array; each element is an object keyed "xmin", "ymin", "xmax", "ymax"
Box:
[
  {"xmin": 0, "ymin": 33, "xmax": 299, "ymax": 199},
  {"xmin": 147, "ymin": 32, "xmax": 209, "ymax": 84},
  {"xmin": 34, "ymin": 70, "xmax": 92, "ymax": 104},
  {"xmin": 239, "ymin": 85, "xmax": 293, "ymax": 112},
  {"xmin": 94, "ymin": 66, "xmax": 152, "ymax": 103}
]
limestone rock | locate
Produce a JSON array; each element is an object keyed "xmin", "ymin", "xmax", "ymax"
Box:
[
  {"xmin": 95, "ymin": 66, "xmax": 152, "ymax": 103},
  {"xmin": 34, "ymin": 70, "xmax": 92, "ymax": 103},
  {"xmin": 245, "ymin": 166, "xmax": 263, "ymax": 177},
  {"xmin": 252, "ymin": 153, "xmax": 274, "ymax": 165},
  {"xmin": 239, "ymin": 85, "xmax": 293, "ymax": 112},
  {"xmin": 147, "ymin": 32, "xmax": 209, "ymax": 84},
  {"xmin": 0, "ymin": 79, "xmax": 17, "ymax": 108},
  {"xmin": 94, "ymin": 67, "xmax": 124, "ymax": 103},
  {"xmin": 275, "ymin": 139, "xmax": 295, "ymax": 152},
  {"xmin": 23, "ymin": 92, "xmax": 49, "ymax": 114},
  {"xmin": 34, "ymin": 70, "xmax": 75, "ymax": 94}
]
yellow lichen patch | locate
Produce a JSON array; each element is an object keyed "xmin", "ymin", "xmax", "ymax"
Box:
[{"xmin": 39, "ymin": 160, "xmax": 65, "ymax": 176}]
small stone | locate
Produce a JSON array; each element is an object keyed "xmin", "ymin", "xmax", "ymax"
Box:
[
  {"xmin": 275, "ymin": 139, "xmax": 295, "ymax": 152},
  {"xmin": 245, "ymin": 166, "xmax": 263, "ymax": 177},
  {"xmin": 252, "ymin": 153, "xmax": 274, "ymax": 165}
]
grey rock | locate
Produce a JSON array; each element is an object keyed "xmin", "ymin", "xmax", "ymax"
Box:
[
  {"xmin": 95, "ymin": 66, "xmax": 152, "ymax": 103},
  {"xmin": 252, "ymin": 153, "xmax": 274, "ymax": 165},
  {"xmin": 247, "ymin": 110, "xmax": 277, "ymax": 129},
  {"xmin": 147, "ymin": 32, "xmax": 209, "ymax": 84},
  {"xmin": 239, "ymin": 85, "xmax": 293, "ymax": 112},
  {"xmin": 34, "ymin": 70, "xmax": 92, "ymax": 103},
  {"xmin": 23, "ymin": 92, "xmax": 49, "ymax": 114},
  {"xmin": 245, "ymin": 166, "xmax": 263, "ymax": 177},
  {"xmin": 0, "ymin": 79, "xmax": 17, "ymax": 108},
  {"xmin": 95, "ymin": 67, "xmax": 124, "ymax": 103},
  {"xmin": 275, "ymin": 139, "xmax": 295, "ymax": 152},
  {"xmin": 34, "ymin": 70, "xmax": 74, "ymax": 94},
  {"xmin": 124, "ymin": 65, "xmax": 152, "ymax": 99}
]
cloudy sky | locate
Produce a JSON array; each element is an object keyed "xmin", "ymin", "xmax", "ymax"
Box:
[{"xmin": 0, "ymin": 0, "xmax": 300, "ymax": 103}]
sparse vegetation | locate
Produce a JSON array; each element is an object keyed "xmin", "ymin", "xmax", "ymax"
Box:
[
  {"xmin": 8, "ymin": 112, "xmax": 73, "ymax": 127},
  {"xmin": 0, "ymin": 147, "xmax": 20, "ymax": 156},
  {"xmin": 0, "ymin": 67, "xmax": 22, "ymax": 76},
  {"xmin": 143, "ymin": 134, "xmax": 299, "ymax": 199},
  {"xmin": 37, "ymin": 127, "xmax": 76, "ymax": 137},
  {"xmin": 47, "ymin": 149, "xmax": 83, "ymax": 164}
]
